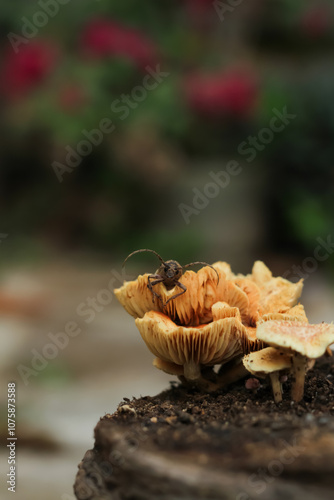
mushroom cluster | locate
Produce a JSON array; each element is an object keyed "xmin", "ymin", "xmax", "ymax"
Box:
[
  {"xmin": 252, "ymin": 320, "xmax": 334, "ymax": 402},
  {"xmin": 115, "ymin": 259, "xmax": 332, "ymax": 397}
]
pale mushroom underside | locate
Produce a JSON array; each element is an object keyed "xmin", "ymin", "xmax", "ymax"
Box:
[{"xmin": 135, "ymin": 311, "xmax": 244, "ymax": 367}]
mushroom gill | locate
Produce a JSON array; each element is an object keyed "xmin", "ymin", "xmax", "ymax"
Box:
[{"xmin": 135, "ymin": 309, "xmax": 245, "ymax": 381}]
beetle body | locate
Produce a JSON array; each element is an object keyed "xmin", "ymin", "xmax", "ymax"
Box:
[
  {"xmin": 156, "ymin": 260, "xmax": 182, "ymax": 290},
  {"xmin": 122, "ymin": 249, "xmax": 219, "ymax": 308}
]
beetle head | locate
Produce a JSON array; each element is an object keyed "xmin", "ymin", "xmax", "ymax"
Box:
[{"xmin": 158, "ymin": 260, "xmax": 183, "ymax": 287}]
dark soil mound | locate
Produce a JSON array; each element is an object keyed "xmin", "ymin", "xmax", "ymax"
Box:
[{"xmin": 74, "ymin": 356, "xmax": 334, "ymax": 500}]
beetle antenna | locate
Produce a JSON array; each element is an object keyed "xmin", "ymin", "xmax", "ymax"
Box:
[
  {"xmin": 182, "ymin": 262, "xmax": 219, "ymax": 284},
  {"xmin": 122, "ymin": 249, "xmax": 165, "ymax": 268}
]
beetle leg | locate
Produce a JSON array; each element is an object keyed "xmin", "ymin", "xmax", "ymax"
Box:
[
  {"xmin": 164, "ymin": 281, "xmax": 187, "ymax": 305},
  {"xmin": 147, "ymin": 274, "xmax": 164, "ymax": 305}
]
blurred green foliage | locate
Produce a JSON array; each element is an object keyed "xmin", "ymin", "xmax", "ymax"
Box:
[{"xmin": 0, "ymin": 0, "xmax": 333, "ymax": 264}]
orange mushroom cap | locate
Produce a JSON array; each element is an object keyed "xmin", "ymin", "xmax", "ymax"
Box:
[{"xmin": 115, "ymin": 264, "xmax": 256, "ymax": 327}]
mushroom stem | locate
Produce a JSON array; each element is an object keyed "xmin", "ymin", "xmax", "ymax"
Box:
[
  {"xmin": 269, "ymin": 372, "xmax": 282, "ymax": 404},
  {"xmin": 180, "ymin": 363, "xmax": 220, "ymax": 391},
  {"xmin": 291, "ymin": 353, "xmax": 307, "ymax": 402},
  {"xmin": 183, "ymin": 360, "xmax": 201, "ymax": 381}
]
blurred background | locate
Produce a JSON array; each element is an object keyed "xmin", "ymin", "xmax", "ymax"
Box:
[{"xmin": 0, "ymin": 0, "xmax": 334, "ymax": 498}]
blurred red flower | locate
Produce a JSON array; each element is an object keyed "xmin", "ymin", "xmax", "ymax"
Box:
[
  {"xmin": 1, "ymin": 41, "xmax": 58, "ymax": 100},
  {"xmin": 300, "ymin": 4, "xmax": 332, "ymax": 39},
  {"xmin": 81, "ymin": 19, "xmax": 157, "ymax": 68},
  {"xmin": 184, "ymin": 69, "xmax": 258, "ymax": 117}
]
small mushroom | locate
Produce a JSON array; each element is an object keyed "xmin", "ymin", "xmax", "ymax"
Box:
[
  {"xmin": 242, "ymin": 347, "xmax": 292, "ymax": 403},
  {"xmin": 256, "ymin": 320, "xmax": 334, "ymax": 402}
]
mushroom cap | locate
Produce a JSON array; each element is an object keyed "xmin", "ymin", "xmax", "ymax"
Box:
[
  {"xmin": 135, "ymin": 310, "xmax": 244, "ymax": 367},
  {"xmin": 212, "ymin": 261, "xmax": 234, "ymax": 280},
  {"xmin": 232, "ymin": 261, "xmax": 306, "ymax": 323},
  {"xmin": 153, "ymin": 357, "xmax": 184, "ymax": 376},
  {"xmin": 259, "ymin": 304, "xmax": 308, "ymax": 323},
  {"xmin": 114, "ymin": 260, "xmax": 306, "ymax": 328},
  {"xmin": 115, "ymin": 264, "xmax": 256, "ymax": 327},
  {"xmin": 240, "ymin": 326, "xmax": 266, "ymax": 354},
  {"xmin": 256, "ymin": 320, "xmax": 334, "ymax": 359},
  {"xmin": 243, "ymin": 347, "xmax": 292, "ymax": 378},
  {"xmin": 249, "ymin": 260, "xmax": 272, "ymax": 284},
  {"xmin": 241, "ymin": 303, "xmax": 307, "ymax": 356},
  {"xmin": 212, "ymin": 301, "xmax": 242, "ymax": 321},
  {"xmin": 248, "ymin": 261, "xmax": 304, "ymax": 315},
  {"xmin": 114, "ymin": 273, "xmax": 161, "ymax": 319},
  {"xmin": 233, "ymin": 278, "xmax": 261, "ymax": 325}
]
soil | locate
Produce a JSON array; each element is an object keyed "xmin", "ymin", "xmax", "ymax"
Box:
[{"xmin": 74, "ymin": 356, "xmax": 334, "ymax": 500}]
